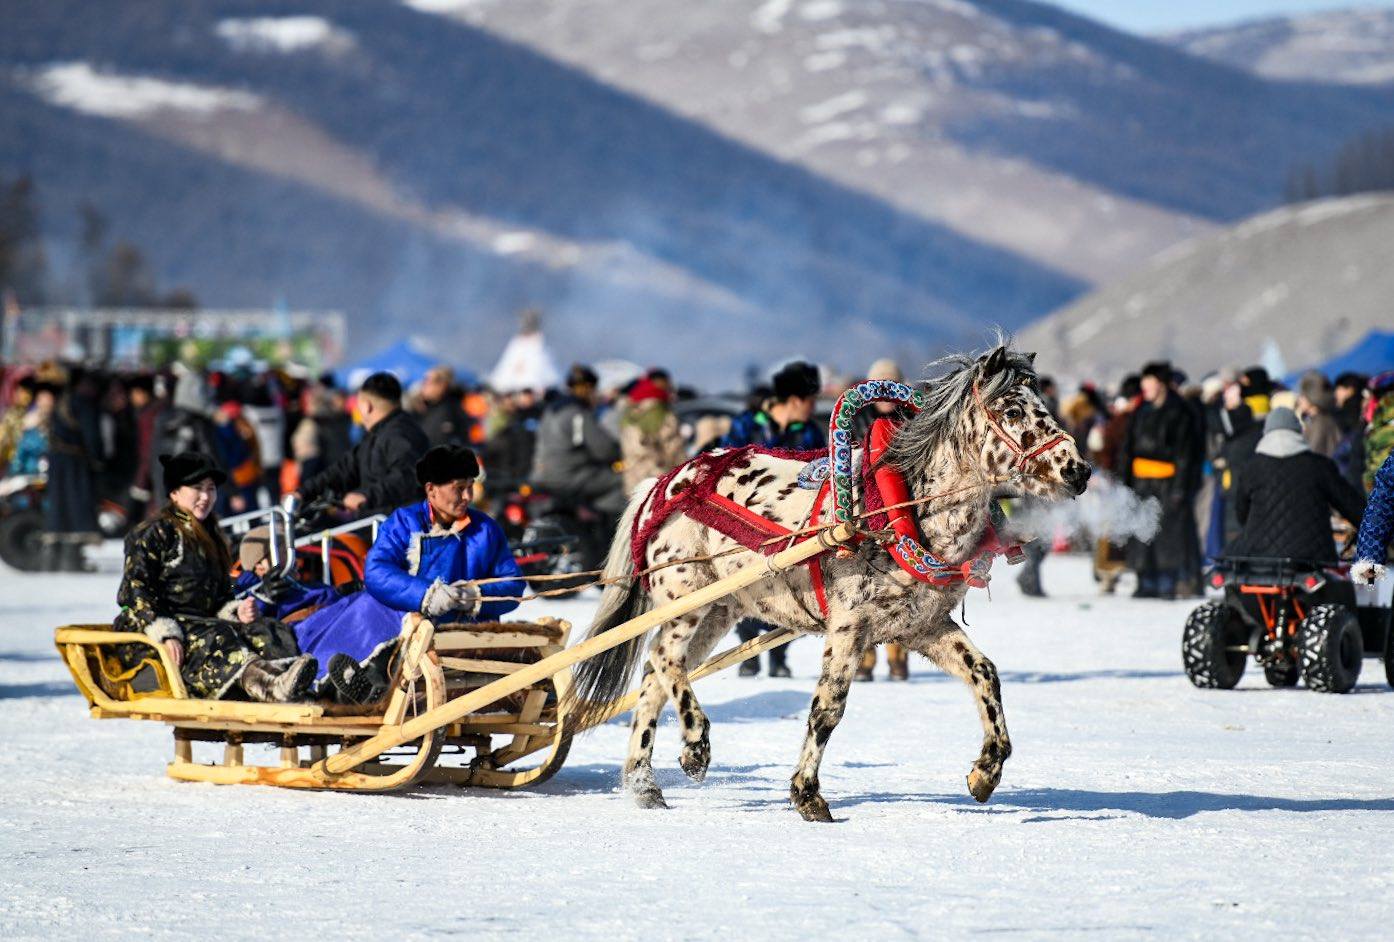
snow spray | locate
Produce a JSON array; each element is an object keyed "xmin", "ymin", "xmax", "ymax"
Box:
[{"xmin": 1008, "ymin": 472, "xmax": 1161, "ymax": 544}]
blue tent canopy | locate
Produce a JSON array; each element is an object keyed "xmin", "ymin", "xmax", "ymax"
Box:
[
  {"xmin": 1304, "ymin": 330, "xmax": 1394, "ymax": 381},
  {"xmin": 335, "ymin": 340, "xmax": 476, "ymax": 391}
]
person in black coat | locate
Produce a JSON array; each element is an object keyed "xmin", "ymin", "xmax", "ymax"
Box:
[
  {"xmin": 1226, "ymin": 408, "xmax": 1365, "ymax": 562},
  {"xmin": 416, "ymin": 366, "xmax": 473, "ymax": 448},
  {"xmin": 1119, "ymin": 361, "xmax": 1203, "ymax": 598},
  {"xmin": 292, "ymin": 372, "xmax": 430, "ymax": 517},
  {"xmin": 43, "ymin": 369, "xmax": 104, "ymax": 571}
]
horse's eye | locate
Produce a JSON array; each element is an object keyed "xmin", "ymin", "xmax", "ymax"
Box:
[{"xmin": 1003, "ymin": 406, "xmax": 1024, "ymax": 421}]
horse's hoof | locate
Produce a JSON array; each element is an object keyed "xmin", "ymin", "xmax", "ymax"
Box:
[
  {"xmin": 679, "ymin": 740, "xmax": 710, "ymax": 783},
  {"xmin": 967, "ymin": 767, "xmax": 998, "ymax": 803},
  {"xmin": 633, "ymin": 789, "xmax": 670, "ymax": 810},
  {"xmin": 795, "ymin": 797, "xmax": 834, "ymax": 822}
]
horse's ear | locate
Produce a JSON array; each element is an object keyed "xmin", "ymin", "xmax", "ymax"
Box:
[
  {"xmin": 982, "ymin": 346, "xmax": 1009, "ymax": 377},
  {"xmin": 1024, "ymin": 351, "xmax": 1037, "ymax": 367}
]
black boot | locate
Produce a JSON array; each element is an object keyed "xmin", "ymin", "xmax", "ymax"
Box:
[{"xmin": 327, "ymin": 653, "xmax": 378, "ymax": 706}]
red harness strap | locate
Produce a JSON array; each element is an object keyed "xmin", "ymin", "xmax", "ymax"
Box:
[{"xmin": 703, "ymin": 493, "xmax": 830, "ymax": 618}]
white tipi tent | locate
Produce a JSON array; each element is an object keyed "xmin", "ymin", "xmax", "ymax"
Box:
[{"xmin": 488, "ymin": 310, "xmax": 562, "ymax": 393}]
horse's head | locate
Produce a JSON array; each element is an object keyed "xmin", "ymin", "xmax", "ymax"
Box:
[
  {"xmin": 884, "ymin": 341, "xmax": 1091, "ymax": 503},
  {"xmin": 970, "ymin": 345, "xmax": 1090, "ymax": 499}
]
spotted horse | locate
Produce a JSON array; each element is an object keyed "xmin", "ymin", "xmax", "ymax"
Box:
[{"xmin": 565, "ymin": 342, "xmax": 1091, "ymax": 821}]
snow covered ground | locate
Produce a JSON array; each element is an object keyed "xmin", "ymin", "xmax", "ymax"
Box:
[{"xmin": 2, "ymin": 552, "xmax": 1391, "ymax": 940}]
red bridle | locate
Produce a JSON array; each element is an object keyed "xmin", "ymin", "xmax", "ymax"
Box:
[{"xmin": 971, "ymin": 379, "xmax": 1071, "ymax": 473}]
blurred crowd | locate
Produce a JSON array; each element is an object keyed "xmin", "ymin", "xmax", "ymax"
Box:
[{"xmin": 0, "ymin": 352, "xmax": 1390, "ymax": 604}]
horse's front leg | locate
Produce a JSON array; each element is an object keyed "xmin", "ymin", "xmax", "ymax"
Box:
[
  {"xmin": 789, "ymin": 623, "xmax": 862, "ymax": 822},
  {"xmin": 915, "ymin": 624, "xmax": 1011, "ymax": 803}
]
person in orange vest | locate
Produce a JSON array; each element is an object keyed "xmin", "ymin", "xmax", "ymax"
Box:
[{"xmin": 1119, "ymin": 361, "xmax": 1203, "ymax": 599}]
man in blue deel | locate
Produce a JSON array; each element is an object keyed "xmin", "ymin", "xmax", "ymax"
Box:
[{"xmin": 296, "ymin": 444, "xmax": 525, "ymax": 703}]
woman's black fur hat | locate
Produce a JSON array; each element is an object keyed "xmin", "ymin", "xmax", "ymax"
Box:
[
  {"xmin": 415, "ymin": 445, "xmax": 480, "ymax": 486},
  {"xmin": 160, "ymin": 451, "xmax": 227, "ymax": 491}
]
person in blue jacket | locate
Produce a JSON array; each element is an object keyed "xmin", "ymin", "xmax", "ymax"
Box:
[
  {"xmin": 231, "ymin": 525, "xmax": 342, "ymax": 623},
  {"xmin": 1353, "ymin": 451, "xmax": 1393, "ymax": 586},
  {"xmin": 294, "ymin": 445, "xmax": 525, "ymax": 703}
]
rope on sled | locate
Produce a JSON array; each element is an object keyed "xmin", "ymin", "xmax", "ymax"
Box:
[{"xmin": 473, "ymin": 474, "xmax": 1011, "ymax": 603}]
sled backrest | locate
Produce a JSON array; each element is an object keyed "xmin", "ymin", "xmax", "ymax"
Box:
[{"xmin": 54, "ymin": 626, "xmax": 187, "ymax": 705}]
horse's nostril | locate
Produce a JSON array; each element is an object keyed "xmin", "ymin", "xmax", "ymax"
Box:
[{"xmin": 1067, "ymin": 462, "xmax": 1092, "ymax": 491}]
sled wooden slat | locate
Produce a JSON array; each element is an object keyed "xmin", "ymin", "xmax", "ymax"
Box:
[
  {"xmin": 320, "ymin": 524, "xmax": 853, "ymax": 778},
  {"xmin": 435, "ymin": 631, "xmax": 565, "ymax": 650},
  {"xmin": 439, "ymin": 657, "xmax": 529, "ymax": 675}
]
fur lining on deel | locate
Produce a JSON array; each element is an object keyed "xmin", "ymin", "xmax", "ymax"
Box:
[
  {"xmin": 216, "ymin": 599, "xmax": 241, "ymax": 622},
  {"xmin": 144, "ymin": 616, "xmax": 184, "ymax": 644}
]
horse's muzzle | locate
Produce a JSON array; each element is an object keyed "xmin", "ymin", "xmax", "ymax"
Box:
[{"xmin": 1063, "ymin": 460, "xmax": 1092, "ymax": 496}]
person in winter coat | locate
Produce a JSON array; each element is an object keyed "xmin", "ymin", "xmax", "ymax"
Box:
[
  {"xmin": 292, "ymin": 445, "xmax": 525, "ymax": 704},
  {"xmin": 231, "ymin": 525, "xmax": 342, "ymax": 624},
  {"xmin": 6, "ymin": 379, "xmax": 52, "ymax": 477},
  {"xmin": 113, "ymin": 452, "xmax": 314, "ymax": 701},
  {"xmin": 723, "ymin": 361, "xmax": 826, "ymax": 678},
  {"xmin": 1352, "ymin": 452, "xmax": 1393, "ymax": 585},
  {"xmin": 0, "ymin": 374, "xmax": 36, "ymax": 471},
  {"xmin": 1297, "ymin": 371, "xmax": 1342, "ymax": 458},
  {"xmin": 292, "ymin": 372, "xmax": 430, "ymax": 518},
  {"xmin": 530, "ymin": 364, "xmax": 626, "ymax": 518},
  {"xmin": 721, "ymin": 361, "xmax": 825, "ymax": 453},
  {"xmin": 212, "ymin": 401, "xmax": 263, "ymax": 515},
  {"xmin": 1119, "ymin": 361, "xmax": 1203, "ymax": 598},
  {"xmin": 619, "ymin": 376, "xmax": 687, "ymax": 493},
  {"xmin": 1332, "ymin": 371, "xmax": 1368, "ymax": 489},
  {"xmin": 151, "ymin": 365, "xmax": 219, "ymax": 503},
  {"xmin": 44, "ymin": 369, "xmax": 103, "ymax": 572},
  {"xmin": 1225, "ymin": 408, "xmax": 1364, "ymax": 562},
  {"xmin": 1364, "ymin": 371, "xmax": 1394, "ymax": 493},
  {"xmin": 125, "ymin": 374, "xmax": 162, "ymax": 519},
  {"xmin": 417, "ymin": 366, "xmax": 473, "ymax": 448}
]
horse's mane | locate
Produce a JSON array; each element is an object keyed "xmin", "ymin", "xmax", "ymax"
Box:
[{"xmin": 884, "ymin": 340, "xmax": 1037, "ymax": 477}]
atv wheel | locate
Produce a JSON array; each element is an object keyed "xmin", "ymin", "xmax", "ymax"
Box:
[
  {"xmin": 1263, "ymin": 662, "xmax": 1300, "ymax": 687},
  {"xmin": 1181, "ymin": 601, "xmax": 1247, "ymax": 689},
  {"xmin": 1299, "ymin": 604, "xmax": 1363, "ymax": 694},
  {"xmin": 0, "ymin": 510, "xmax": 46, "ymax": 572}
]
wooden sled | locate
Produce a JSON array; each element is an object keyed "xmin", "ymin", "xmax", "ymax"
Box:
[{"xmin": 54, "ymin": 614, "xmax": 573, "ymax": 792}]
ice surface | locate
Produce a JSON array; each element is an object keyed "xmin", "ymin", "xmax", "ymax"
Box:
[{"xmin": 2, "ymin": 552, "xmax": 1391, "ymax": 939}]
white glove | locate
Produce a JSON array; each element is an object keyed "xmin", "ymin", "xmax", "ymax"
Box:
[
  {"xmin": 420, "ymin": 580, "xmax": 480, "ymax": 617},
  {"xmin": 1350, "ymin": 560, "xmax": 1387, "ymax": 586}
]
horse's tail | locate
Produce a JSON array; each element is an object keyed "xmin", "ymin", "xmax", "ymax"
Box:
[{"xmin": 562, "ymin": 480, "xmax": 655, "ymax": 736}]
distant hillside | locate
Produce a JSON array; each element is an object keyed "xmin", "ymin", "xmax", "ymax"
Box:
[
  {"xmin": 1166, "ymin": 8, "xmax": 1394, "ymax": 86},
  {"xmin": 441, "ymin": 0, "xmax": 1394, "ymax": 281},
  {"xmin": 0, "ymin": 0, "xmax": 1087, "ymax": 384},
  {"xmin": 1018, "ymin": 194, "xmax": 1394, "ymax": 385}
]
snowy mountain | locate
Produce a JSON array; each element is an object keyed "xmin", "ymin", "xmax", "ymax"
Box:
[
  {"xmin": 1018, "ymin": 194, "xmax": 1394, "ymax": 385},
  {"xmin": 3, "ymin": 1, "xmax": 1393, "ymax": 383},
  {"xmin": 430, "ymin": 0, "xmax": 1394, "ymax": 281},
  {"xmin": 1166, "ymin": 7, "xmax": 1394, "ymax": 86},
  {"xmin": 2, "ymin": 0, "xmax": 1088, "ymax": 384}
]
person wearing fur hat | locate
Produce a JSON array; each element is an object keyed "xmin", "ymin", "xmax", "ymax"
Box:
[
  {"xmin": 112, "ymin": 452, "xmax": 314, "ymax": 701},
  {"xmin": 1225, "ymin": 408, "xmax": 1364, "ymax": 562},
  {"xmin": 619, "ymin": 376, "xmax": 686, "ymax": 493},
  {"xmin": 291, "ymin": 445, "xmax": 525, "ymax": 704},
  {"xmin": 1120, "ymin": 360, "xmax": 1204, "ymax": 598}
]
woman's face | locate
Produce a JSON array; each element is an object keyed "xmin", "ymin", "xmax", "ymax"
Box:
[{"xmin": 170, "ymin": 478, "xmax": 217, "ymax": 520}]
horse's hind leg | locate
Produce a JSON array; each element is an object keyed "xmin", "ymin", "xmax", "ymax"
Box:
[
  {"xmin": 914, "ymin": 625, "xmax": 1011, "ymax": 803},
  {"xmin": 648, "ymin": 610, "xmax": 719, "ymax": 783},
  {"xmin": 623, "ymin": 667, "xmax": 670, "ymax": 809},
  {"xmin": 789, "ymin": 622, "xmax": 863, "ymax": 822}
]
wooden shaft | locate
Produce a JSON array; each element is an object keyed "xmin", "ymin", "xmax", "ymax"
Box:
[{"xmin": 320, "ymin": 523, "xmax": 852, "ymax": 777}]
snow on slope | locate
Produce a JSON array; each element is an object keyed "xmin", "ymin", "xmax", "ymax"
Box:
[
  {"xmin": 1167, "ymin": 7, "xmax": 1394, "ymax": 85},
  {"xmin": 418, "ymin": 0, "xmax": 1211, "ymax": 284},
  {"xmin": 3, "ymin": 552, "xmax": 1392, "ymax": 939},
  {"xmin": 26, "ymin": 62, "xmax": 261, "ymax": 118},
  {"xmin": 1019, "ymin": 193, "xmax": 1394, "ymax": 386}
]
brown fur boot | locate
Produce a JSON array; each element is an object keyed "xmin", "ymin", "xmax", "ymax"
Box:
[
  {"xmin": 241, "ymin": 655, "xmax": 318, "ymax": 702},
  {"xmin": 855, "ymin": 648, "xmax": 876, "ymax": 682},
  {"xmin": 886, "ymin": 643, "xmax": 909, "ymax": 681}
]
